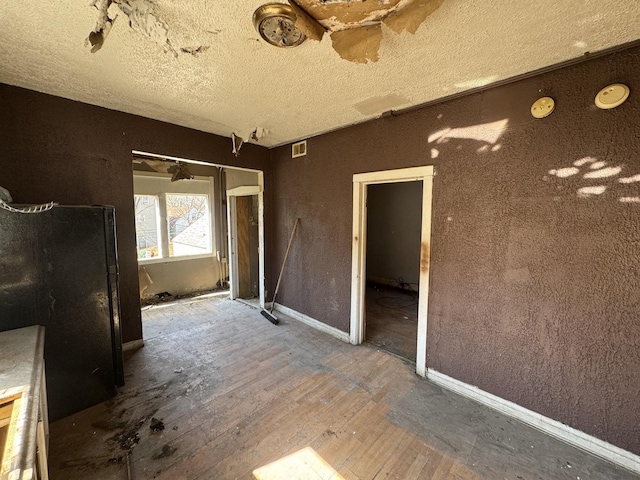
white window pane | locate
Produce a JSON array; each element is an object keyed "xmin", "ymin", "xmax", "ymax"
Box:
[
  {"xmin": 166, "ymin": 194, "xmax": 211, "ymax": 257},
  {"xmin": 134, "ymin": 195, "xmax": 162, "ymax": 260}
]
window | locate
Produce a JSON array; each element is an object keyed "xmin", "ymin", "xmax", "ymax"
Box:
[
  {"xmin": 134, "ymin": 195, "xmax": 161, "ymax": 260},
  {"xmin": 133, "ymin": 173, "xmax": 214, "ymax": 263},
  {"xmin": 166, "ymin": 194, "xmax": 212, "ymax": 257}
]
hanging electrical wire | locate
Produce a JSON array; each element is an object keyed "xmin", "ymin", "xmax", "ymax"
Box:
[
  {"xmin": 375, "ymin": 292, "xmax": 417, "ymax": 311},
  {"xmin": 371, "ymin": 277, "xmax": 418, "ymax": 311}
]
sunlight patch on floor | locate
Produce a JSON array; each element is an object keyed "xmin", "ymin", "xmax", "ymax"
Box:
[{"xmin": 253, "ymin": 447, "xmax": 344, "ymax": 480}]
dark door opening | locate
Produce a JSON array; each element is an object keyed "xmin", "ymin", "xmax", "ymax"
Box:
[{"xmin": 365, "ymin": 181, "xmax": 423, "ymax": 361}]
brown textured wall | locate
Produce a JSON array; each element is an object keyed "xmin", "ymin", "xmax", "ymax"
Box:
[
  {"xmin": 0, "ymin": 84, "xmax": 270, "ymax": 343},
  {"xmin": 269, "ymin": 47, "xmax": 640, "ymax": 454}
]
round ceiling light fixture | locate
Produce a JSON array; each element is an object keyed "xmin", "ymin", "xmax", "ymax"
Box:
[
  {"xmin": 531, "ymin": 97, "xmax": 555, "ymax": 119},
  {"xmin": 595, "ymin": 84, "xmax": 630, "ymax": 109},
  {"xmin": 253, "ymin": 3, "xmax": 306, "ymax": 48}
]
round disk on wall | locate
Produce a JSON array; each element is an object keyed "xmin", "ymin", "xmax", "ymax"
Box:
[
  {"xmin": 531, "ymin": 97, "xmax": 555, "ymax": 119},
  {"xmin": 595, "ymin": 84, "xmax": 630, "ymax": 109}
]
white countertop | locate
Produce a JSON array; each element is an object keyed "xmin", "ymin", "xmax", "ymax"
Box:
[{"xmin": 0, "ymin": 326, "xmax": 45, "ymax": 480}]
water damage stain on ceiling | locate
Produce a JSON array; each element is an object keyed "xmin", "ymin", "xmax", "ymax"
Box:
[
  {"xmin": 285, "ymin": 0, "xmax": 445, "ymax": 63},
  {"xmin": 91, "ymin": 0, "xmax": 443, "ymax": 63},
  {"xmin": 3, "ymin": 1, "xmax": 639, "ymax": 147}
]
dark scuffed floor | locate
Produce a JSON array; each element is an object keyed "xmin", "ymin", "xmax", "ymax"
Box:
[
  {"xmin": 366, "ymin": 283, "xmax": 419, "ymax": 361},
  {"xmin": 48, "ymin": 295, "xmax": 638, "ymax": 479}
]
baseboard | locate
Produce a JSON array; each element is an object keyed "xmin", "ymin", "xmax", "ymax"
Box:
[
  {"xmin": 427, "ymin": 369, "xmax": 640, "ymax": 475},
  {"xmin": 273, "ymin": 303, "xmax": 350, "ymax": 343},
  {"xmin": 122, "ymin": 339, "xmax": 145, "ymax": 352}
]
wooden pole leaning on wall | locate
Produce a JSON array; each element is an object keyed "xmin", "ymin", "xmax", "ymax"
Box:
[{"xmin": 261, "ymin": 218, "xmax": 300, "ymax": 325}]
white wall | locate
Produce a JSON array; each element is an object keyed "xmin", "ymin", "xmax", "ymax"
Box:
[{"xmin": 224, "ymin": 168, "xmax": 259, "ymax": 189}]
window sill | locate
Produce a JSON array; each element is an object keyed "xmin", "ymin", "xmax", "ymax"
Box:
[{"xmin": 137, "ymin": 253, "xmax": 215, "ymax": 265}]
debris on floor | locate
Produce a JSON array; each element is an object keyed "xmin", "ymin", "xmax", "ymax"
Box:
[
  {"xmin": 149, "ymin": 418, "xmax": 165, "ymax": 433},
  {"xmin": 141, "ymin": 288, "xmax": 227, "ymax": 308},
  {"xmin": 114, "ymin": 430, "xmax": 140, "ymax": 451},
  {"xmin": 48, "ymin": 296, "xmax": 638, "ymax": 480},
  {"xmin": 152, "ymin": 444, "xmax": 177, "ymax": 460}
]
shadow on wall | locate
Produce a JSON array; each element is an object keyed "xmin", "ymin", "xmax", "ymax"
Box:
[{"xmin": 544, "ymin": 156, "xmax": 640, "ymax": 204}]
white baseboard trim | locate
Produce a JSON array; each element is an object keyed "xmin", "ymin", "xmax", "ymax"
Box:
[
  {"xmin": 427, "ymin": 369, "xmax": 640, "ymax": 475},
  {"xmin": 273, "ymin": 303, "xmax": 350, "ymax": 343},
  {"xmin": 122, "ymin": 339, "xmax": 145, "ymax": 352}
]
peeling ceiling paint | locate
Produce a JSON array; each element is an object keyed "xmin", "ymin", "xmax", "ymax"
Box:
[
  {"xmin": 295, "ymin": 0, "xmax": 406, "ymax": 29},
  {"xmin": 288, "ymin": 0, "xmax": 444, "ymax": 63},
  {"xmin": 0, "ymin": 1, "xmax": 639, "ymax": 147}
]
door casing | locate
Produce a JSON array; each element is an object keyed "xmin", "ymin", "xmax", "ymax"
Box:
[
  {"xmin": 227, "ymin": 176, "xmax": 265, "ymax": 308},
  {"xmin": 350, "ymin": 166, "xmax": 434, "ymax": 376}
]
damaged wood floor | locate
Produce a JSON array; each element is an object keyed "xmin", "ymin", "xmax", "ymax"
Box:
[
  {"xmin": 48, "ymin": 296, "xmax": 637, "ymax": 480},
  {"xmin": 366, "ymin": 283, "xmax": 418, "ymax": 362}
]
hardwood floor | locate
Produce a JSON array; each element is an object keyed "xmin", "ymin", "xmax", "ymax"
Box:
[
  {"xmin": 365, "ymin": 283, "xmax": 418, "ymax": 361},
  {"xmin": 48, "ymin": 296, "xmax": 637, "ymax": 479}
]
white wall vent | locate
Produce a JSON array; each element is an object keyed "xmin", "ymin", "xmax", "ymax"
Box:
[{"xmin": 292, "ymin": 140, "xmax": 307, "ymax": 158}]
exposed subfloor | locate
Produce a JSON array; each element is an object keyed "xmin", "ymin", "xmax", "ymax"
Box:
[
  {"xmin": 48, "ymin": 296, "xmax": 637, "ymax": 479},
  {"xmin": 366, "ymin": 283, "xmax": 418, "ymax": 361}
]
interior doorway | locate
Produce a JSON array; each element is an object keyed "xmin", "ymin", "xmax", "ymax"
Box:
[
  {"xmin": 365, "ymin": 181, "xmax": 422, "ymax": 361},
  {"xmin": 351, "ymin": 166, "xmax": 434, "ymax": 376},
  {"xmin": 130, "ymin": 150, "xmax": 266, "ymax": 319},
  {"xmin": 227, "ymin": 184, "xmax": 266, "ymax": 308},
  {"xmin": 234, "ymin": 195, "xmax": 259, "ymax": 299},
  {"xmin": 131, "ymin": 155, "xmax": 221, "ymax": 306}
]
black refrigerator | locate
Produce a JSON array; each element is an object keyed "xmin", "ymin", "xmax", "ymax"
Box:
[{"xmin": 0, "ymin": 205, "xmax": 125, "ymax": 421}]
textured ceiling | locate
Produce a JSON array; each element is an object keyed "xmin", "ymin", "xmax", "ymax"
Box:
[{"xmin": 1, "ymin": 1, "xmax": 639, "ymax": 148}]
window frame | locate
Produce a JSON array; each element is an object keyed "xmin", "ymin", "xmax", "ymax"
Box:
[
  {"xmin": 134, "ymin": 194, "xmax": 163, "ymax": 261},
  {"xmin": 165, "ymin": 192, "xmax": 213, "ymax": 259},
  {"xmin": 133, "ymin": 172, "xmax": 216, "ymax": 265}
]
